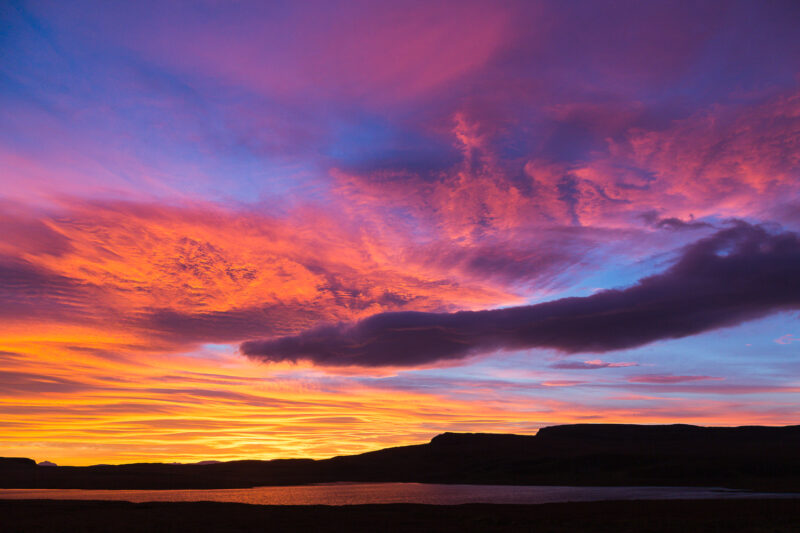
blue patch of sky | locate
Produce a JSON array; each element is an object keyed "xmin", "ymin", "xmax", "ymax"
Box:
[{"xmin": 323, "ymin": 113, "xmax": 460, "ymax": 176}]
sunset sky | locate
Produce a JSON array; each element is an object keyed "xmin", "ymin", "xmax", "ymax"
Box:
[{"xmin": 2, "ymin": 0, "xmax": 799, "ymax": 466}]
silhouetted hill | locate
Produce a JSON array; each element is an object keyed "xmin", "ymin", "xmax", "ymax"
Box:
[
  {"xmin": 0, "ymin": 457, "xmax": 36, "ymax": 469},
  {"xmin": 2, "ymin": 424, "xmax": 799, "ymax": 490}
]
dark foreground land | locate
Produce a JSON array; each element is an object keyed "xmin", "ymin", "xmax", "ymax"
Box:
[
  {"xmin": 2, "ymin": 499, "xmax": 800, "ymax": 532},
  {"xmin": 3, "ymin": 424, "xmax": 800, "ymax": 491}
]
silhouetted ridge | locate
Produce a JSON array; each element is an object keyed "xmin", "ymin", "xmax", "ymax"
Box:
[
  {"xmin": 2, "ymin": 424, "xmax": 799, "ymax": 490},
  {"xmin": 536, "ymin": 423, "xmax": 800, "ymax": 441},
  {"xmin": 0, "ymin": 457, "xmax": 36, "ymax": 468}
]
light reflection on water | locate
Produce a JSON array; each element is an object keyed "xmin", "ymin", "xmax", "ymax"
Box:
[{"xmin": 1, "ymin": 483, "xmax": 798, "ymax": 506}]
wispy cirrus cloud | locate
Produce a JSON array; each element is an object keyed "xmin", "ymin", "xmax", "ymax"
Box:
[
  {"xmin": 775, "ymin": 334, "xmax": 800, "ymax": 345},
  {"xmin": 550, "ymin": 360, "xmax": 639, "ymax": 370},
  {"xmin": 627, "ymin": 374, "xmax": 723, "ymax": 384},
  {"xmin": 0, "ymin": 199, "xmax": 521, "ymax": 351}
]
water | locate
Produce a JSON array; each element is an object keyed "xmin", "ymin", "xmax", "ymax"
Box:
[{"xmin": 0, "ymin": 483, "xmax": 797, "ymax": 506}]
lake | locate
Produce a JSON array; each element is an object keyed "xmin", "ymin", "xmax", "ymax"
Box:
[{"xmin": 1, "ymin": 483, "xmax": 798, "ymax": 506}]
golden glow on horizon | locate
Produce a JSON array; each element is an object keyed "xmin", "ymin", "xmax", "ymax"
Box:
[{"xmin": 2, "ymin": 337, "xmax": 794, "ymax": 466}]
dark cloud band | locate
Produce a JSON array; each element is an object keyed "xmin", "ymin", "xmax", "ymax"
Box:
[{"xmin": 241, "ymin": 223, "xmax": 800, "ymax": 367}]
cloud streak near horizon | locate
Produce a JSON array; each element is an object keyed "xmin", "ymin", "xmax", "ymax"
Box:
[{"xmin": 243, "ymin": 223, "xmax": 800, "ymax": 366}]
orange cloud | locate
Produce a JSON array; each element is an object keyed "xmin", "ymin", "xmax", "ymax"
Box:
[{"xmin": 1, "ymin": 199, "xmax": 515, "ymax": 350}]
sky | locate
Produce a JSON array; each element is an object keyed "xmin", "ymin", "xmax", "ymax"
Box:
[{"xmin": 1, "ymin": 0, "xmax": 799, "ymax": 466}]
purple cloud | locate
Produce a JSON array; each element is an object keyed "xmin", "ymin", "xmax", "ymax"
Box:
[{"xmin": 242, "ymin": 222, "xmax": 800, "ymax": 367}]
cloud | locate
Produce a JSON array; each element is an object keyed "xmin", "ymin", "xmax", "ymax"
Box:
[
  {"xmin": 0, "ymin": 199, "xmax": 517, "ymax": 352},
  {"xmin": 627, "ymin": 374, "xmax": 723, "ymax": 384},
  {"xmin": 0, "ymin": 259, "xmax": 94, "ymax": 321},
  {"xmin": 242, "ymin": 222, "xmax": 800, "ymax": 367},
  {"xmin": 654, "ymin": 217, "xmax": 713, "ymax": 231},
  {"xmin": 0, "ymin": 371, "xmax": 91, "ymax": 394},
  {"xmin": 775, "ymin": 334, "xmax": 800, "ymax": 345},
  {"xmin": 550, "ymin": 359, "xmax": 638, "ymax": 370},
  {"xmin": 542, "ymin": 380, "xmax": 587, "ymax": 387},
  {"xmin": 42, "ymin": 0, "xmax": 509, "ymax": 106},
  {"xmin": 638, "ymin": 211, "xmax": 713, "ymax": 232}
]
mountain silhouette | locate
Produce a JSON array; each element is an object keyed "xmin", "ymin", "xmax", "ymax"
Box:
[{"xmin": 2, "ymin": 424, "xmax": 799, "ymax": 490}]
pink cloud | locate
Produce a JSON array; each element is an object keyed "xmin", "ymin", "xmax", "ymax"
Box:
[
  {"xmin": 51, "ymin": 1, "xmax": 509, "ymax": 106},
  {"xmin": 551, "ymin": 359, "xmax": 639, "ymax": 370},
  {"xmin": 332, "ymin": 89, "xmax": 800, "ymax": 276},
  {"xmin": 542, "ymin": 380, "xmax": 588, "ymax": 387},
  {"xmin": 775, "ymin": 334, "xmax": 800, "ymax": 345},
  {"xmin": 628, "ymin": 374, "xmax": 724, "ymax": 384}
]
